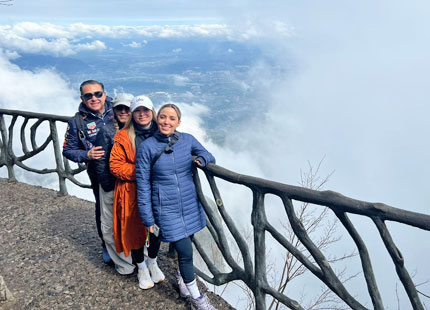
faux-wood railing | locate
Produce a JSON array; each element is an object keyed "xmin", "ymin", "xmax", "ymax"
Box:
[{"xmin": 1, "ymin": 108, "xmax": 429, "ymax": 309}]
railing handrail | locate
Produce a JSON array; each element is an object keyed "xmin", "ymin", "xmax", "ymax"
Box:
[
  {"xmin": 1, "ymin": 108, "xmax": 428, "ymax": 310},
  {"xmin": 0, "ymin": 108, "xmax": 71, "ymax": 122},
  {"xmin": 204, "ymin": 163, "xmax": 430, "ymax": 231}
]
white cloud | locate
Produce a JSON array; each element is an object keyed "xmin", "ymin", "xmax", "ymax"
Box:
[
  {"xmin": 76, "ymin": 40, "xmax": 106, "ymax": 51},
  {"xmin": 0, "ymin": 24, "xmax": 107, "ymax": 56},
  {"xmin": 172, "ymin": 48, "xmax": 182, "ymax": 53},
  {"xmin": 0, "ymin": 22, "xmax": 233, "ymax": 39},
  {"xmin": 10, "ymin": 22, "xmax": 74, "ymax": 39},
  {"xmin": 125, "ymin": 41, "xmax": 142, "ymax": 48},
  {"xmin": 221, "ymin": 1, "xmax": 430, "ymax": 308},
  {"xmin": 2, "ymin": 49, "xmax": 20, "ymax": 60},
  {"xmin": 0, "ymin": 21, "xmax": 293, "ymax": 57},
  {"xmin": 0, "ymin": 50, "xmax": 77, "ymax": 114},
  {"xmin": 172, "ymin": 74, "xmax": 190, "ymax": 86},
  {"xmin": 173, "ymin": 102, "xmax": 210, "ymax": 141}
]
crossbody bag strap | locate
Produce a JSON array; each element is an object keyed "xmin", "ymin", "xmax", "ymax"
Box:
[
  {"xmin": 74, "ymin": 112, "xmax": 93, "ymax": 150},
  {"xmin": 150, "ymin": 148, "xmax": 165, "ymax": 170},
  {"xmin": 74, "ymin": 112, "xmax": 85, "ymax": 140},
  {"xmin": 150, "ymin": 133, "xmax": 180, "ymax": 169}
]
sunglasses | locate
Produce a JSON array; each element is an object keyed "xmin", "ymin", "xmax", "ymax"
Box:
[
  {"xmin": 114, "ymin": 106, "xmax": 130, "ymax": 112},
  {"xmin": 82, "ymin": 91, "xmax": 104, "ymax": 101}
]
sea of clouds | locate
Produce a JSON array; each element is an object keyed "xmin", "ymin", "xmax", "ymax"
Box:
[
  {"xmin": 1, "ymin": 4, "xmax": 429, "ymax": 307},
  {"xmin": 0, "ymin": 21, "xmax": 291, "ymax": 57}
]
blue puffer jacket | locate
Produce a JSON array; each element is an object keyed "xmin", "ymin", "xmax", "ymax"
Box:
[
  {"xmin": 136, "ymin": 131, "xmax": 215, "ymax": 242},
  {"xmin": 62, "ymin": 98, "xmax": 114, "ymax": 163}
]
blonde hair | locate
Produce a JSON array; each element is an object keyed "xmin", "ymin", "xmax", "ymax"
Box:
[
  {"xmin": 158, "ymin": 103, "xmax": 181, "ymax": 120},
  {"xmin": 125, "ymin": 107, "xmax": 157, "ymax": 150}
]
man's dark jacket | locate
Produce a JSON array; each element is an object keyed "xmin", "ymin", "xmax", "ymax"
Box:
[
  {"xmin": 63, "ymin": 98, "xmax": 114, "ymax": 163},
  {"xmin": 93, "ymin": 123, "xmax": 118, "ymax": 192}
]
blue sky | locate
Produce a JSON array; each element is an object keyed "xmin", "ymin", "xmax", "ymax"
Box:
[
  {"xmin": 0, "ymin": 0, "xmax": 429, "ymax": 308},
  {"xmin": 0, "ymin": 0, "xmax": 225, "ymax": 24}
]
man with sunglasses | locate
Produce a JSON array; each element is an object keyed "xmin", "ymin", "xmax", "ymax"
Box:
[{"xmin": 63, "ymin": 80, "xmax": 114, "ymax": 264}]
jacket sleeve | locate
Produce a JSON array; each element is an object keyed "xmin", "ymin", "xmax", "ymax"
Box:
[
  {"xmin": 136, "ymin": 142, "xmax": 154, "ymax": 227},
  {"xmin": 109, "ymin": 136, "xmax": 136, "ymax": 181},
  {"xmin": 62, "ymin": 118, "xmax": 90, "ymax": 163},
  {"xmin": 190, "ymin": 135, "xmax": 216, "ymax": 167},
  {"xmin": 94, "ymin": 128, "xmax": 115, "ymax": 191}
]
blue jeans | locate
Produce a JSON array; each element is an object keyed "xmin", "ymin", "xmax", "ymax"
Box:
[{"xmin": 173, "ymin": 235, "xmax": 195, "ymax": 284}]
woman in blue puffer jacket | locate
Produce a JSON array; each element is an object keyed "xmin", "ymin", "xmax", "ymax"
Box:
[{"xmin": 136, "ymin": 103, "xmax": 217, "ymax": 310}]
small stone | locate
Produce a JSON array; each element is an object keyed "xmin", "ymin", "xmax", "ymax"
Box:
[{"xmin": 0, "ymin": 276, "xmax": 14, "ymax": 301}]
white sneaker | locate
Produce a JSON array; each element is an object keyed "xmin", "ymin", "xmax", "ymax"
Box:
[
  {"xmin": 191, "ymin": 293, "xmax": 217, "ymax": 310},
  {"xmin": 138, "ymin": 268, "xmax": 154, "ymax": 290},
  {"xmin": 147, "ymin": 262, "xmax": 165, "ymax": 283},
  {"xmin": 177, "ymin": 272, "xmax": 191, "ymax": 298}
]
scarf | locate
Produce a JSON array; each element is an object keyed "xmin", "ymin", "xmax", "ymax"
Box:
[{"xmin": 134, "ymin": 120, "xmax": 158, "ymax": 150}]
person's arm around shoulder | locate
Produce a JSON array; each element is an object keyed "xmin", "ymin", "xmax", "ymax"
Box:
[
  {"xmin": 135, "ymin": 140, "xmax": 155, "ymax": 228},
  {"xmin": 188, "ymin": 134, "xmax": 216, "ymax": 167},
  {"xmin": 109, "ymin": 132, "xmax": 136, "ymax": 181}
]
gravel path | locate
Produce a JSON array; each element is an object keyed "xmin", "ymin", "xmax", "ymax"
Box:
[{"xmin": 0, "ymin": 178, "xmax": 234, "ymax": 310}]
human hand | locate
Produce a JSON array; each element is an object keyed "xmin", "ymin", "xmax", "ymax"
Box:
[
  {"xmin": 147, "ymin": 226, "xmax": 154, "ymax": 233},
  {"xmin": 194, "ymin": 159, "xmax": 203, "ymax": 167},
  {"xmin": 88, "ymin": 146, "xmax": 104, "ymax": 160}
]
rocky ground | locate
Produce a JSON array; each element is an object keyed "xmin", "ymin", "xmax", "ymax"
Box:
[{"xmin": 0, "ymin": 178, "xmax": 235, "ymax": 310}]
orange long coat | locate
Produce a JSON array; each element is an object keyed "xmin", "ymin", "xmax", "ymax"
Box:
[{"xmin": 109, "ymin": 129, "xmax": 147, "ymax": 257}]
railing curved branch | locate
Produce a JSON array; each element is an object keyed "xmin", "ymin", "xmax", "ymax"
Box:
[
  {"xmin": 1, "ymin": 108, "xmax": 429, "ymax": 310},
  {"xmin": 0, "ymin": 108, "xmax": 88, "ymax": 194},
  {"xmin": 191, "ymin": 163, "xmax": 429, "ymax": 310}
]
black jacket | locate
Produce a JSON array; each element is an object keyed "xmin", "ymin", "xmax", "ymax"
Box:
[{"xmin": 94, "ymin": 122, "xmax": 118, "ymax": 192}]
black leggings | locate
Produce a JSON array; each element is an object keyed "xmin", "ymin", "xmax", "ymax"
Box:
[
  {"xmin": 131, "ymin": 232, "xmax": 161, "ymax": 263},
  {"xmin": 172, "ymin": 235, "xmax": 195, "ymax": 284}
]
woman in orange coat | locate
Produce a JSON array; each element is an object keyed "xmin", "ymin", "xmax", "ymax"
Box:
[{"xmin": 109, "ymin": 95, "xmax": 165, "ymax": 290}]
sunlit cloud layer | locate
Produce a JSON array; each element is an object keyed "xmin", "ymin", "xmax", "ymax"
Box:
[
  {"xmin": 0, "ymin": 24, "xmax": 107, "ymax": 56},
  {"xmin": 0, "ymin": 49, "xmax": 77, "ymax": 114},
  {"xmin": 0, "ymin": 21, "xmax": 292, "ymax": 56}
]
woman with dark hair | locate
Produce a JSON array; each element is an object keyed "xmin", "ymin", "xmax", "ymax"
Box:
[
  {"xmin": 109, "ymin": 95, "xmax": 165, "ymax": 289},
  {"xmin": 136, "ymin": 104, "xmax": 217, "ymax": 310},
  {"xmin": 94, "ymin": 93, "xmax": 134, "ymax": 275}
]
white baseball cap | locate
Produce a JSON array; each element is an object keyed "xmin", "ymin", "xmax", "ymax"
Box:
[
  {"xmin": 112, "ymin": 93, "xmax": 133, "ymax": 108},
  {"xmin": 130, "ymin": 95, "xmax": 154, "ymax": 112}
]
